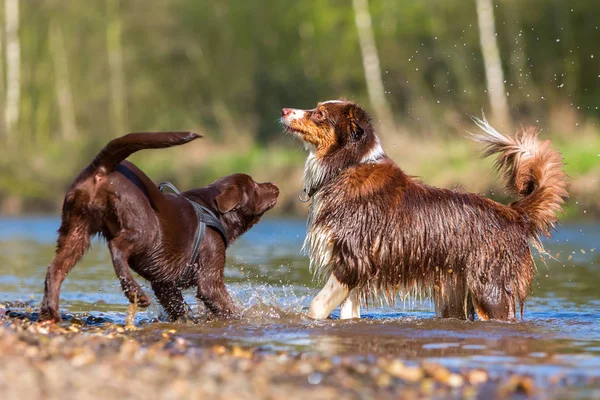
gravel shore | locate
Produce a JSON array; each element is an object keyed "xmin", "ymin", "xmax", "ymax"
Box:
[{"xmin": 1, "ymin": 308, "xmax": 597, "ymax": 400}]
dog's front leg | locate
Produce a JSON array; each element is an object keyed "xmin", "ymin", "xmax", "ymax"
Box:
[
  {"xmin": 151, "ymin": 282, "xmax": 190, "ymax": 321},
  {"xmin": 197, "ymin": 252, "xmax": 239, "ymax": 319},
  {"xmin": 339, "ymin": 288, "xmax": 361, "ymax": 319},
  {"xmin": 308, "ymin": 274, "xmax": 350, "ymax": 319},
  {"xmin": 108, "ymin": 234, "xmax": 151, "ymax": 308},
  {"xmin": 197, "ymin": 278, "xmax": 239, "ymax": 318}
]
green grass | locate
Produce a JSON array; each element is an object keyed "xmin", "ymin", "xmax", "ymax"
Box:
[{"xmin": 555, "ymin": 136, "xmax": 600, "ymax": 176}]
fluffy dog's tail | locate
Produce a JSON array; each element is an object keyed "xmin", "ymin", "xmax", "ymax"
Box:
[
  {"xmin": 470, "ymin": 117, "xmax": 568, "ymax": 240},
  {"xmin": 91, "ymin": 132, "xmax": 201, "ymax": 174}
]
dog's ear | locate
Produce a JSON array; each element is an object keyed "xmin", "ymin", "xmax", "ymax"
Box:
[
  {"xmin": 216, "ymin": 185, "xmax": 241, "ymax": 213},
  {"xmin": 350, "ymin": 124, "xmax": 364, "ymax": 141},
  {"xmin": 345, "ymin": 104, "xmax": 369, "ymax": 141}
]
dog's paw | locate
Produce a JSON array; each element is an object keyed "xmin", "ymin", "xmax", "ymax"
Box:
[
  {"xmin": 39, "ymin": 308, "xmax": 62, "ymax": 323},
  {"xmin": 135, "ymin": 293, "xmax": 151, "ymax": 308},
  {"xmin": 124, "ymin": 289, "xmax": 151, "ymax": 308}
]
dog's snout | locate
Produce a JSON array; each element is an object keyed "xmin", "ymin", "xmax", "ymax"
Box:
[
  {"xmin": 281, "ymin": 108, "xmax": 292, "ymax": 118},
  {"xmin": 264, "ymin": 182, "xmax": 280, "ymax": 195}
]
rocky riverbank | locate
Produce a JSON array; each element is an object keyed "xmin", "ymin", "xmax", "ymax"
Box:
[{"xmin": 1, "ymin": 308, "xmax": 597, "ymax": 400}]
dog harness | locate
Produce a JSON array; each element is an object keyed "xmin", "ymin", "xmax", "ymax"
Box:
[{"xmin": 158, "ymin": 182, "xmax": 228, "ymax": 266}]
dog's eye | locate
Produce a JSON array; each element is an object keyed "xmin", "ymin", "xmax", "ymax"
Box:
[{"xmin": 312, "ymin": 111, "xmax": 325, "ymax": 121}]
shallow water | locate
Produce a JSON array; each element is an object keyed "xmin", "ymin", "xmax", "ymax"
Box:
[{"xmin": 1, "ymin": 216, "xmax": 599, "ymax": 393}]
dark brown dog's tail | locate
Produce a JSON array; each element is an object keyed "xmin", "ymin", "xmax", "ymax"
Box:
[
  {"xmin": 470, "ymin": 117, "xmax": 568, "ymax": 240},
  {"xmin": 91, "ymin": 132, "xmax": 201, "ymax": 174}
]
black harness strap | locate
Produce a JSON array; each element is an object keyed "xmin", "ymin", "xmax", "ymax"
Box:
[{"xmin": 158, "ymin": 182, "xmax": 228, "ymax": 266}]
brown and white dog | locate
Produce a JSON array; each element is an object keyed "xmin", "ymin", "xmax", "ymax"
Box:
[{"xmin": 281, "ymin": 100, "xmax": 568, "ymax": 321}]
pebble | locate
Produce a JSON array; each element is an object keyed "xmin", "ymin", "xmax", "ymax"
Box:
[
  {"xmin": 231, "ymin": 346, "xmax": 253, "ymax": 359},
  {"xmin": 468, "ymin": 369, "xmax": 488, "ymax": 385},
  {"xmin": 308, "ymin": 372, "xmax": 323, "ymax": 385},
  {"xmin": 499, "ymin": 375, "xmax": 537, "ymax": 396},
  {"xmin": 385, "ymin": 360, "xmax": 424, "ymax": 382},
  {"xmin": 447, "ymin": 373, "xmax": 465, "ymax": 388}
]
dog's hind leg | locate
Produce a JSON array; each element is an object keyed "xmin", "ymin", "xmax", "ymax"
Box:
[
  {"xmin": 40, "ymin": 217, "xmax": 91, "ymax": 322},
  {"xmin": 433, "ymin": 272, "xmax": 475, "ymax": 321},
  {"xmin": 339, "ymin": 288, "xmax": 361, "ymax": 319},
  {"xmin": 108, "ymin": 232, "xmax": 151, "ymax": 308},
  {"xmin": 308, "ymin": 274, "xmax": 350, "ymax": 320},
  {"xmin": 151, "ymin": 281, "xmax": 190, "ymax": 321}
]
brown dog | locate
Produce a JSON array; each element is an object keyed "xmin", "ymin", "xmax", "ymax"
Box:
[
  {"xmin": 281, "ymin": 100, "xmax": 567, "ymax": 321},
  {"xmin": 39, "ymin": 132, "xmax": 279, "ymax": 322}
]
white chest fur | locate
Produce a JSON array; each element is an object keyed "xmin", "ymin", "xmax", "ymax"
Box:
[
  {"xmin": 303, "ymin": 192, "xmax": 334, "ymax": 277},
  {"xmin": 302, "ymin": 147, "xmax": 325, "ymax": 195},
  {"xmin": 302, "ymin": 148, "xmax": 334, "ymax": 276}
]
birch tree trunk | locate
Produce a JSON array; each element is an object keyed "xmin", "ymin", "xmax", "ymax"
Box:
[
  {"xmin": 0, "ymin": 11, "xmax": 6, "ymax": 139},
  {"xmin": 4, "ymin": 0, "xmax": 20, "ymax": 139},
  {"xmin": 352, "ymin": 0, "xmax": 395, "ymax": 137},
  {"xmin": 106, "ymin": 0, "xmax": 127, "ymax": 135},
  {"xmin": 475, "ymin": 0, "xmax": 511, "ymax": 129},
  {"xmin": 50, "ymin": 20, "xmax": 77, "ymax": 141}
]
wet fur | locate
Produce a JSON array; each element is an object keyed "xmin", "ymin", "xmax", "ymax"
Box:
[
  {"xmin": 281, "ymin": 101, "xmax": 568, "ymax": 321},
  {"xmin": 40, "ymin": 132, "xmax": 279, "ymax": 322}
]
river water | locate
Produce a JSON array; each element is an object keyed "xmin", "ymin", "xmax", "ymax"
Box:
[{"xmin": 0, "ymin": 216, "xmax": 599, "ymax": 395}]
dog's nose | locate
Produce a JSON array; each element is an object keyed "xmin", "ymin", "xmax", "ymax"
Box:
[
  {"xmin": 264, "ymin": 182, "xmax": 280, "ymax": 195},
  {"xmin": 281, "ymin": 108, "xmax": 292, "ymax": 117}
]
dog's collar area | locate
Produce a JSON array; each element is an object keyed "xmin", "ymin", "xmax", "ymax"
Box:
[
  {"xmin": 298, "ymin": 188, "xmax": 311, "ymax": 203},
  {"xmin": 299, "ymin": 186, "xmax": 320, "ymax": 202},
  {"xmin": 158, "ymin": 182, "xmax": 229, "ymax": 266}
]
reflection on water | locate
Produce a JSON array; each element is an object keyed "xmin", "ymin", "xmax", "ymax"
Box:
[{"xmin": 1, "ymin": 217, "xmax": 599, "ymax": 387}]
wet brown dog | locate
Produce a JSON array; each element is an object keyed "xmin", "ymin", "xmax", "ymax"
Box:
[
  {"xmin": 281, "ymin": 100, "xmax": 567, "ymax": 321},
  {"xmin": 39, "ymin": 132, "xmax": 279, "ymax": 322}
]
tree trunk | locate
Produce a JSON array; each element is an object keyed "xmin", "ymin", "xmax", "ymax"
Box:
[
  {"xmin": 475, "ymin": 0, "xmax": 511, "ymax": 129},
  {"xmin": 49, "ymin": 20, "xmax": 77, "ymax": 141},
  {"xmin": 352, "ymin": 0, "xmax": 395, "ymax": 137},
  {"xmin": 106, "ymin": 0, "xmax": 127, "ymax": 135},
  {"xmin": 0, "ymin": 9, "xmax": 6, "ymax": 140},
  {"xmin": 4, "ymin": 0, "xmax": 20, "ymax": 140}
]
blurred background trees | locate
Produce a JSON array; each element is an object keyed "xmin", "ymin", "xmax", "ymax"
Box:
[{"xmin": 0, "ymin": 0, "xmax": 598, "ymax": 215}]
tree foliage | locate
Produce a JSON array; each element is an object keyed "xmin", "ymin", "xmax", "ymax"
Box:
[{"xmin": 0, "ymin": 0, "xmax": 598, "ymax": 209}]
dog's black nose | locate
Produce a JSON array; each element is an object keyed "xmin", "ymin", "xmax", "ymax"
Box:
[{"xmin": 281, "ymin": 108, "xmax": 292, "ymax": 117}]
